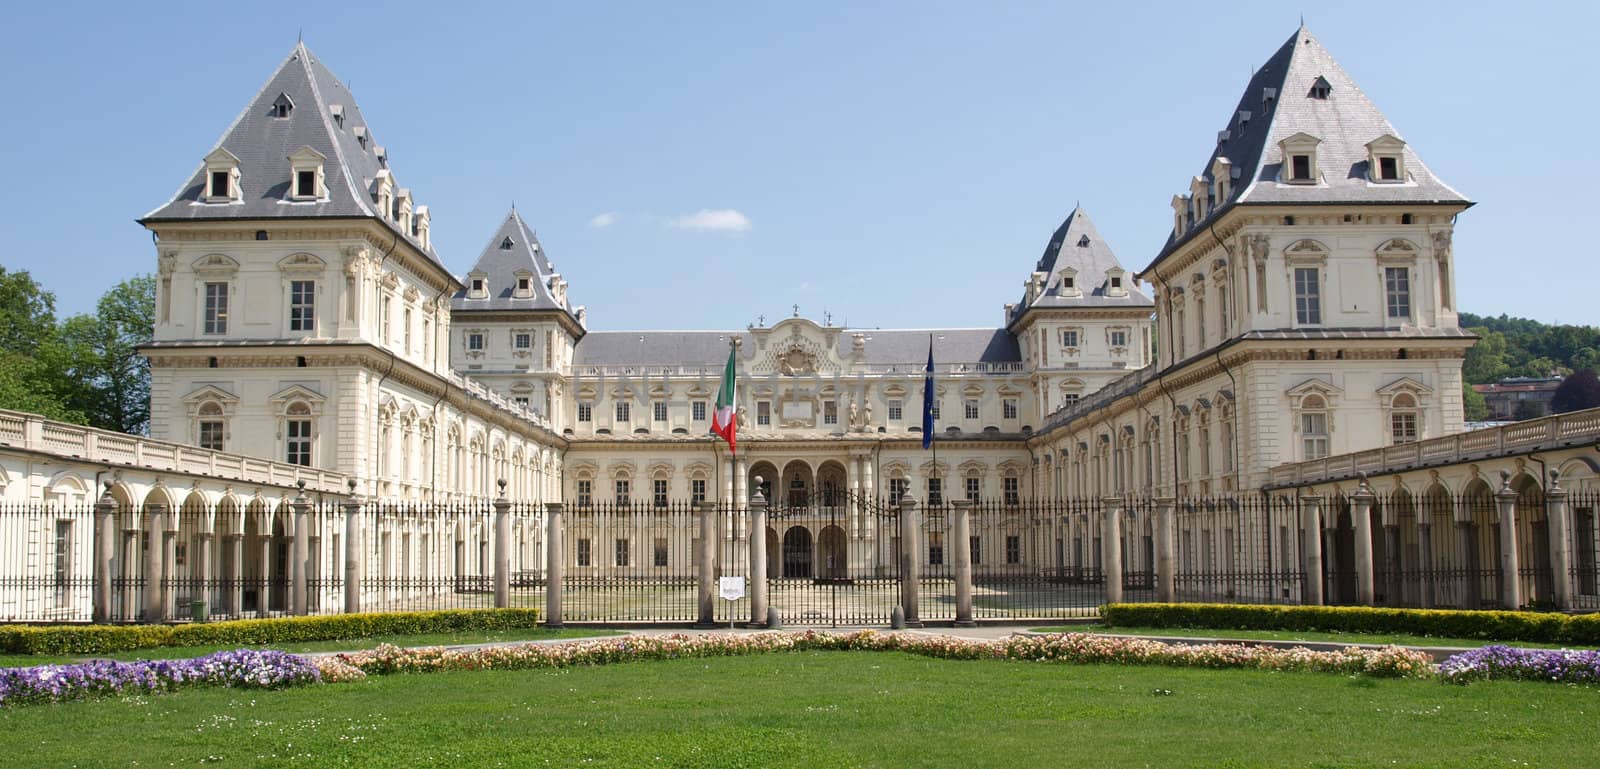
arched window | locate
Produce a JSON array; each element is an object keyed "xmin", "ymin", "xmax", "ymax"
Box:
[
  {"xmin": 285, "ymin": 402, "xmax": 313, "ymax": 466},
  {"xmin": 197, "ymin": 401, "xmax": 225, "ymax": 451},
  {"xmin": 1300, "ymin": 395, "xmax": 1329, "ymax": 460},
  {"xmin": 1390, "ymin": 393, "xmax": 1419, "ymax": 444}
]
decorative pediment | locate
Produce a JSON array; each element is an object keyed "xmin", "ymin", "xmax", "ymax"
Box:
[
  {"xmin": 607, "ymin": 462, "xmax": 635, "ymax": 480},
  {"xmin": 1283, "ymin": 239, "xmax": 1330, "ymax": 264},
  {"xmin": 647, "ymin": 461, "xmax": 674, "ymax": 479},
  {"xmin": 192, "ymin": 253, "xmax": 240, "ymax": 276},
  {"xmin": 958, "ymin": 459, "xmax": 988, "ymax": 476},
  {"xmin": 182, "ymin": 384, "xmax": 239, "ymax": 407},
  {"xmin": 287, "ymin": 145, "xmax": 326, "ymax": 164},
  {"xmin": 1365, "ymin": 134, "xmax": 1406, "ymax": 153},
  {"xmin": 684, "ymin": 461, "xmax": 713, "ymax": 479},
  {"xmin": 918, "ymin": 460, "xmax": 950, "ymax": 478},
  {"xmin": 569, "ymin": 460, "xmax": 599, "ymax": 479},
  {"xmin": 1286, "ymin": 377, "xmax": 1342, "ymax": 408},
  {"xmin": 277, "ymin": 252, "xmax": 326, "ymax": 274},
  {"xmin": 1376, "ymin": 238, "xmax": 1421, "ymax": 262},
  {"xmin": 268, "ymin": 384, "xmax": 325, "ymax": 410},
  {"xmin": 1376, "ymin": 376, "xmax": 1433, "ymax": 407}
]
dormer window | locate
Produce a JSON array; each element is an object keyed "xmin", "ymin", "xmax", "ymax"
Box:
[
  {"xmin": 501, "ymin": 237, "xmax": 514, "ymax": 250},
  {"xmin": 395, "ymin": 189, "xmax": 413, "ymax": 232},
  {"xmin": 1056, "ymin": 268, "xmax": 1080, "ymax": 298},
  {"xmin": 1291, "ymin": 155, "xmax": 1311, "ymax": 180},
  {"xmin": 353, "ymin": 126, "xmax": 368, "ymax": 149},
  {"xmin": 1106, "ymin": 268, "xmax": 1128, "ymax": 298},
  {"xmin": 1279, "ymin": 132, "xmax": 1321, "ymax": 184},
  {"xmin": 1366, "ymin": 134, "xmax": 1407, "ymax": 183},
  {"xmin": 329, "ymin": 104, "xmax": 344, "ymax": 128},
  {"xmin": 467, "ymin": 271, "xmax": 488, "ymax": 300},
  {"xmin": 414, "ymin": 206, "xmax": 431, "ymax": 250},
  {"xmin": 202, "ymin": 148, "xmax": 241, "ymax": 203},
  {"xmin": 1111, "ymin": 277, "xmax": 1122, "ymax": 288},
  {"xmin": 287, "ymin": 146, "xmax": 326, "ymax": 201},
  {"xmin": 1309, "ymin": 76, "xmax": 1332, "ymax": 100},
  {"xmin": 270, "ymin": 92, "xmax": 294, "ymax": 119},
  {"xmin": 513, "ymin": 271, "xmax": 534, "ymax": 299},
  {"xmin": 1077, "ymin": 235, "xmax": 1090, "ymax": 248}
]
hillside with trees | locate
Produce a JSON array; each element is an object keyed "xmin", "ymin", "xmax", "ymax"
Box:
[{"xmin": 1460, "ymin": 312, "xmax": 1600, "ymax": 420}]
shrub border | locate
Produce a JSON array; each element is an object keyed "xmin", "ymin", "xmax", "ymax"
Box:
[
  {"xmin": 0, "ymin": 608, "xmax": 542, "ymax": 656},
  {"xmin": 1100, "ymin": 603, "xmax": 1600, "ymax": 645}
]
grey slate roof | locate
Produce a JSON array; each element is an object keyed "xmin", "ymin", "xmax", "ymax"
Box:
[
  {"xmin": 1008, "ymin": 207, "xmax": 1153, "ymax": 328},
  {"xmin": 572, "ymin": 328, "xmax": 1020, "ymax": 367},
  {"xmin": 450, "ymin": 209, "xmax": 577, "ymax": 320},
  {"xmin": 141, "ymin": 44, "xmax": 439, "ymax": 264},
  {"xmin": 1145, "ymin": 26, "xmax": 1470, "ymax": 274}
]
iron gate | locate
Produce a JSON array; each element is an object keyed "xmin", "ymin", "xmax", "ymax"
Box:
[{"xmin": 765, "ymin": 491, "xmax": 900, "ymax": 626}]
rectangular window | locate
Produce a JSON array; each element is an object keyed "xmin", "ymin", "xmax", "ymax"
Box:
[
  {"xmin": 296, "ymin": 170, "xmax": 316, "ymax": 197},
  {"xmin": 1003, "ymin": 477, "xmax": 1020, "ymax": 505},
  {"xmin": 203, "ymin": 282, "xmax": 229, "ymax": 334},
  {"xmin": 1062, "ymin": 393, "xmax": 1080, "ymax": 407},
  {"xmin": 929, "ymin": 400, "xmax": 940, "ymax": 421},
  {"xmin": 1003, "ymin": 399, "xmax": 1018, "ymax": 419},
  {"xmin": 1379, "ymin": 156, "xmax": 1399, "ymax": 181},
  {"xmin": 198, "ymin": 420, "xmax": 224, "ymax": 451},
  {"xmin": 692, "ymin": 401, "xmax": 707, "ymax": 422},
  {"xmin": 887, "ymin": 400, "xmax": 903, "ymax": 421},
  {"xmin": 288, "ymin": 280, "xmax": 315, "ymax": 332},
  {"xmin": 513, "ymin": 396, "xmax": 530, "ymax": 408},
  {"xmin": 210, "ymin": 171, "xmax": 230, "ymax": 198},
  {"xmin": 615, "ymin": 402, "xmax": 631, "ymax": 422},
  {"xmin": 1294, "ymin": 268, "xmax": 1321, "ymax": 325},
  {"xmin": 1110, "ymin": 330, "xmax": 1128, "ymax": 348},
  {"xmin": 380, "ymin": 297, "xmax": 392, "ymax": 343},
  {"xmin": 653, "ymin": 538, "xmax": 669, "ymax": 567},
  {"xmin": 965, "ymin": 476, "xmax": 980, "ymax": 502},
  {"xmin": 614, "ymin": 479, "xmax": 630, "ymax": 506},
  {"xmin": 1061, "ymin": 329, "xmax": 1079, "ymax": 347},
  {"xmin": 1391, "ymin": 412, "xmax": 1418, "ymax": 444},
  {"xmin": 1301, "ymin": 412, "xmax": 1329, "ymax": 460},
  {"xmin": 286, "ymin": 419, "xmax": 312, "ymax": 466},
  {"xmin": 1291, "ymin": 154, "xmax": 1311, "ymax": 181},
  {"xmin": 576, "ymin": 538, "xmax": 592, "ymax": 567},
  {"xmin": 970, "ymin": 536, "xmax": 981, "ymax": 566},
  {"xmin": 615, "ymin": 539, "xmax": 630, "ymax": 567},
  {"xmin": 514, "ymin": 333, "xmax": 531, "ymax": 349},
  {"xmin": 823, "ymin": 400, "xmax": 838, "ymax": 425},
  {"xmin": 889, "ymin": 478, "xmax": 909, "ymax": 504},
  {"xmin": 577, "ymin": 402, "xmax": 593, "ymax": 423},
  {"xmin": 964, "ymin": 399, "xmax": 979, "ymax": 420},
  {"xmin": 403, "ymin": 308, "xmax": 412, "ymax": 352},
  {"xmin": 53, "ymin": 520, "xmax": 72, "ymax": 592},
  {"xmin": 928, "ymin": 532, "xmax": 945, "ymax": 566},
  {"xmin": 1385, "ymin": 267, "xmax": 1411, "ymax": 319},
  {"xmin": 1005, "ymin": 535, "xmax": 1021, "ymax": 565},
  {"xmin": 756, "ymin": 401, "xmax": 771, "ymax": 426},
  {"xmin": 652, "ymin": 401, "xmax": 667, "ymax": 422},
  {"xmin": 927, "ymin": 477, "xmax": 943, "ymax": 506},
  {"xmin": 467, "ymin": 332, "xmax": 484, "ymax": 351},
  {"xmin": 422, "ymin": 319, "xmax": 431, "ymax": 359},
  {"xmin": 691, "ymin": 479, "xmax": 707, "ymax": 504},
  {"xmin": 653, "ymin": 479, "xmax": 668, "ymax": 508},
  {"xmin": 576, "ymin": 479, "xmax": 592, "ymax": 507}
]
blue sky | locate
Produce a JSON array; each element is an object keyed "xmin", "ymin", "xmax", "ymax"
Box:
[{"xmin": 4, "ymin": 1, "xmax": 1596, "ymax": 329}]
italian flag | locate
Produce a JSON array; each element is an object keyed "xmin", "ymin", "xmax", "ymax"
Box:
[{"xmin": 711, "ymin": 345, "xmax": 737, "ymax": 453}]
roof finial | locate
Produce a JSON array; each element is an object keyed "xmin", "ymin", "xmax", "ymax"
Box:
[{"xmin": 298, "ymin": 28, "xmax": 303, "ymax": 44}]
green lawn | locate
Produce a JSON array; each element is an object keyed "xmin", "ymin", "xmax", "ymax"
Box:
[
  {"xmin": 1029, "ymin": 624, "xmax": 1599, "ymax": 650},
  {"xmin": 0, "ymin": 626, "xmax": 620, "ymax": 668},
  {"xmin": 1, "ymin": 651, "xmax": 1593, "ymax": 768}
]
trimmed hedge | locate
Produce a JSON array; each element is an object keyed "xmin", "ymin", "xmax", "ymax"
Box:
[
  {"xmin": 0, "ymin": 608, "xmax": 542, "ymax": 656},
  {"xmin": 1100, "ymin": 603, "xmax": 1600, "ymax": 646}
]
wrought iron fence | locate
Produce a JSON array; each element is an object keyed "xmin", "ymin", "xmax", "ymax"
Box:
[{"xmin": 1172, "ymin": 496, "xmax": 1304, "ymax": 606}]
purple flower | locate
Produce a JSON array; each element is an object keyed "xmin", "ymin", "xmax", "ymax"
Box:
[{"xmin": 0, "ymin": 649, "xmax": 320, "ymax": 707}]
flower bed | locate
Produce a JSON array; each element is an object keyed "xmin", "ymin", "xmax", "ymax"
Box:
[
  {"xmin": 1439, "ymin": 645, "xmax": 1600, "ymax": 685},
  {"xmin": 312, "ymin": 631, "xmax": 1435, "ymax": 683},
  {"xmin": 0, "ymin": 649, "xmax": 320, "ymax": 707}
]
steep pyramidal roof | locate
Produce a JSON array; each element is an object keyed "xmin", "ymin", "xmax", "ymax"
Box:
[
  {"xmin": 451, "ymin": 208, "xmax": 579, "ymax": 321},
  {"xmin": 142, "ymin": 43, "xmax": 439, "ymax": 263},
  {"xmin": 1007, "ymin": 206, "xmax": 1152, "ymax": 328},
  {"xmin": 1146, "ymin": 26, "xmax": 1469, "ymax": 271}
]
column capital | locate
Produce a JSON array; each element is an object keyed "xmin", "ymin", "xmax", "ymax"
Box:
[{"xmin": 544, "ymin": 502, "xmax": 565, "ymax": 514}]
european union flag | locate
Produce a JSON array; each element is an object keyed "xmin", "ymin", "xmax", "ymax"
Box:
[{"xmin": 922, "ymin": 335, "xmax": 934, "ymax": 449}]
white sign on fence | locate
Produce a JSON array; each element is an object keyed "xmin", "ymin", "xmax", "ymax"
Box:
[{"xmin": 719, "ymin": 576, "xmax": 747, "ymax": 601}]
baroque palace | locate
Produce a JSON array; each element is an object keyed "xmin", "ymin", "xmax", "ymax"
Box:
[{"xmin": 139, "ymin": 25, "xmax": 1467, "ymax": 511}]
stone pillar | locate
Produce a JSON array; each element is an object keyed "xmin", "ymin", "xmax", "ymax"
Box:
[
  {"xmin": 723, "ymin": 455, "xmax": 735, "ymax": 505},
  {"xmin": 93, "ymin": 488, "xmax": 116, "ymax": 624},
  {"xmin": 1546, "ymin": 471, "xmax": 1573, "ymax": 611},
  {"xmin": 1323, "ymin": 523, "xmax": 1341, "ymax": 605},
  {"xmin": 1495, "ymin": 471, "xmax": 1522, "ymax": 610},
  {"xmin": 291, "ymin": 486, "xmax": 310, "ymax": 616},
  {"xmin": 697, "ymin": 501, "xmax": 717, "ymax": 627},
  {"xmin": 952, "ymin": 499, "xmax": 974, "ymax": 626},
  {"xmin": 1154, "ymin": 498, "xmax": 1176, "ymax": 603},
  {"xmin": 121, "ymin": 527, "xmax": 139, "ymax": 620},
  {"xmin": 1299, "ymin": 495, "xmax": 1324, "ymax": 606},
  {"xmin": 196, "ymin": 532, "xmax": 214, "ymax": 620},
  {"xmin": 544, "ymin": 502, "xmax": 565, "ymax": 627},
  {"xmin": 748, "ymin": 481, "xmax": 769, "ymax": 626},
  {"xmin": 343, "ymin": 493, "xmax": 363, "ymax": 614},
  {"xmin": 1101, "ymin": 497, "xmax": 1124, "ymax": 605},
  {"xmin": 1350, "ymin": 476, "xmax": 1376, "ymax": 606},
  {"xmin": 143, "ymin": 505, "xmax": 165, "ymax": 622},
  {"xmin": 899, "ymin": 498, "xmax": 922, "ymax": 627},
  {"xmin": 163, "ymin": 513, "xmax": 178, "ymax": 621},
  {"xmin": 227, "ymin": 533, "xmax": 244, "ymax": 618},
  {"xmin": 494, "ymin": 482, "xmax": 511, "ymax": 609}
]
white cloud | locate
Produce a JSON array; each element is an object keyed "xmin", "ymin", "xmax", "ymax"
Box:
[
  {"xmin": 666, "ymin": 209, "xmax": 752, "ymax": 233},
  {"xmin": 588, "ymin": 212, "xmax": 619, "ymax": 229}
]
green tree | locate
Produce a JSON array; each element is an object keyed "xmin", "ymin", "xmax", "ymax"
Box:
[
  {"xmin": 0, "ymin": 268, "xmax": 87, "ymax": 423},
  {"xmin": 1462, "ymin": 384, "xmax": 1490, "ymax": 422},
  {"xmin": 1462, "ymin": 328, "xmax": 1511, "ymax": 384},
  {"xmin": 58, "ymin": 275, "xmax": 155, "ymax": 434}
]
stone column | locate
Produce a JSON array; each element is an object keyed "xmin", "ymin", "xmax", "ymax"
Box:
[
  {"xmin": 1545, "ymin": 471, "xmax": 1573, "ymax": 611},
  {"xmin": 748, "ymin": 481, "xmax": 769, "ymax": 626},
  {"xmin": 196, "ymin": 532, "xmax": 214, "ymax": 620},
  {"xmin": 697, "ymin": 501, "xmax": 717, "ymax": 627},
  {"xmin": 291, "ymin": 485, "xmax": 310, "ymax": 616},
  {"xmin": 850, "ymin": 456, "xmax": 863, "ymax": 538},
  {"xmin": 121, "ymin": 527, "xmax": 139, "ymax": 620},
  {"xmin": 1299, "ymin": 495, "xmax": 1324, "ymax": 606},
  {"xmin": 343, "ymin": 493, "xmax": 363, "ymax": 614},
  {"xmin": 143, "ymin": 505, "xmax": 165, "ymax": 622},
  {"xmin": 494, "ymin": 482, "xmax": 511, "ymax": 609},
  {"xmin": 723, "ymin": 455, "xmax": 735, "ymax": 505},
  {"xmin": 1154, "ymin": 498, "xmax": 1176, "ymax": 603},
  {"xmin": 163, "ymin": 513, "xmax": 178, "ymax": 621},
  {"xmin": 93, "ymin": 488, "xmax": 116, "ymax": 624},
  {"xmin": 1101, "ymin": 498, "xmax": 1124, "ymax": 605},
  {"xmin": 226, "ymin": 533, "xmax": 244, "ymax": 618},
  {"xmin": 899, "ymin": 498, "xmax": 922, "ymax": 627},
  {"xmin": 1495, "ymin": 471, "xmax": 1522, "ymax": 610},
  {"xmin": 1323, "ymin": 523, "xmax": 1341, "ymax": 605},
  {"xmin": 544, "ymin": 502, "xmax": 565, "ymax": 627},
  {"xmin": 1350, "ymin": 476, "xmax": 1376, "ymax": 606},
  {"xmin": 952, "ymin": 499, "xmax": 975, "ymax": 626}
]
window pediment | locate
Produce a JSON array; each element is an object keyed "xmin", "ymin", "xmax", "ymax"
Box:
[
  {"xmin": 1287, "ymin": 377, "xmax": 1341, "ymax": 409},
  {"xmin": 277, "ymin": 252, "xmax": 326, "ymax": 274},
  {"xmin": 269, "ymin": 384, "xmax": 325, "ymax": 411},
  {"xmin": 192, "ymin": 253, "xmax": 240, "ymax": 276},
  {"xmin": 1283, "ymin": 238, "xmax": 1329, "ymax": 265},
  {"xmin": 1376, "ymin": 238, "xmax": 1420, "ymax": 264}
]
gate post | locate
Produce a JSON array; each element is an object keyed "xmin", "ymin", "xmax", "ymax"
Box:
[
  {"xmin": 1154, "ymin": 497, "xmax": 1176, "ymax": 603},
  {"xmin": 342, "ymin": 482, "xmax": 362, "ymax": 615},
  {"xmin": 1299, "ymin": 494, "xmax": 1325, "ymax": 606},
  {"xmin": 494, "ymin": 480, "xmax": 511, "ymax": 609},
  {"xmin": 1546, "ymin": 470, "xmax": 1573, "ymax": 610},
  {"xmin": 952, "ymin": 499, "xmax": 974, "ymax": 626},
  {"xmin": 1351, "ymin": 475, "xmax": 1376, "ymax": 606},
  {"xmin": 291, "ymin": 483, "xmax": 310, "ymax": 616},
  {"xmin": 94, "ymin": 484, "xmax": 117, "ymax": 624},
  {"xmin": 899, "ymin": 497, "xmax": 922, "ymax": 628},
  {"xmin": 1495, "ymin": 471, "xmax": 1522, "ymax": 610},
  {"xmin": 749, "ymin": 480, "xmax": 769, "ymax": 627},
  {"xmin": 544, "ymin": 502, "xmax": 565, "ymax": 627},
  {"xmin": 696, "ymin": 501, "xmax": 717, "ymax": 627},
  {"xmin": 1101, "ymin": 497, "xmax": 1124, "ymax": 605}
]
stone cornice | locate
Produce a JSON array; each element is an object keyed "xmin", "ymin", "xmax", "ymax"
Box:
[{"xmin": 449, "ymin": 308, "xmax": 586, "ymax": 340}]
